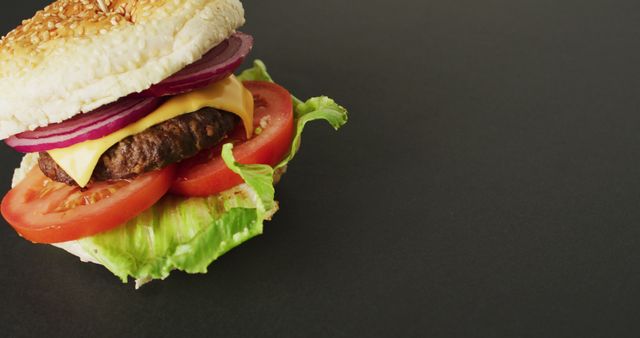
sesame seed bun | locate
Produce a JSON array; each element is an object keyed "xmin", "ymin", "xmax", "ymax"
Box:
[{"xmin": 0, "ymin": 0, "xmax": 245, "ymax": 140}]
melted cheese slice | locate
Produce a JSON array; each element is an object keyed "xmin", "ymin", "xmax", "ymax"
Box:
[{"xmin": 48, "ymin": 75, "xmax": 254, "ymax": 187}]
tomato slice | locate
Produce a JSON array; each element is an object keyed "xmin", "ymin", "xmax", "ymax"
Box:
[
  {"xmin": 171, "ymin": 81, "xmax": 294, "ymax": 197},
  {"xmin": 1, "ymin": 165, "xmax": 175, "ymax": 244}
]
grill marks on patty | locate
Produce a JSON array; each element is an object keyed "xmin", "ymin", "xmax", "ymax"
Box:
[{"xmin": 38, "ymin": 107, "xmax": 238, "ymax": 185}]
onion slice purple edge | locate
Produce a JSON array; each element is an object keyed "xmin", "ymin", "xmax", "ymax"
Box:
[
  {"xmin": 140, "ymin": 31, "xmax": 253, "ymax": 97},
  {"xmin": 5, "ymin": 98, "xmax": 163, "ymax": 153},
  {"xmin": 15, "ymin": 98, "xmax": 143, "ymax": 140}
]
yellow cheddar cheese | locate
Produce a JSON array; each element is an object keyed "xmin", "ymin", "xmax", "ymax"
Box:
[{"xmin": 47, "ymin": 75, "xmax": 254, "ymax": 187}]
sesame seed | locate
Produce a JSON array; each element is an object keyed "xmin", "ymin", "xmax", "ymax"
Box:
[
  {"xmin": 96, "ymin": 0, "xmax": 108, "ymax": 14},
  {"xmin": 0, "ymin": 0, "xmax": 168, "ymax": 53}
]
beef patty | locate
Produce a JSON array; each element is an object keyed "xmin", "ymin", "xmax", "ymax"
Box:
[{"xmin": 38, "ymin": 107, "xmax": 238, "ymax": 185}]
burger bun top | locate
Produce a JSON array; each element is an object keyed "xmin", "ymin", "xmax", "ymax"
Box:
[{"xmin": 0, "ymin": 0, "xmax": 245, "ymax": 139}]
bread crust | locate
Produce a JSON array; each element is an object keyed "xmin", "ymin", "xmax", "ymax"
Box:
[{"xmin": 0, "ymin": 0, "xmax": 245, "ymax": 139}]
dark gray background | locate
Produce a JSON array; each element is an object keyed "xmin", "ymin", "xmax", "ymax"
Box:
[{"xmin": 1, "ymin": 0, "xmax": 640, "ymax": 337}]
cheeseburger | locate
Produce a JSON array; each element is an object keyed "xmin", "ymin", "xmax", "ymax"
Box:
[{"xmin": 0, "ymin": 0, "xmax": 347, "ymax": 287}]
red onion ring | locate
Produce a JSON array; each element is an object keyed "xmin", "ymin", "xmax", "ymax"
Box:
[
  {"xmin": 5, "ymin": 32, "xmax": 254, "ymax": 153},
  {"xmin": 140, "ymin": 32, "xmax": 253, "ymax": 97},
  {"xmin": 5, "ymin": 97, "xmax": 163, "ymax": 153}
]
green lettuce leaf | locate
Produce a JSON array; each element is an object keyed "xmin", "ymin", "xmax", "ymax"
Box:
[
  {"xmin": 78, "ymin": 185, "xmax": 268, "ymax": 284},
  {"xmin": 75, "ymin": 60, "xmax": 348, "ymax": 285},
  {"xmin": 237, "ymin": 59, "xmax": 274, "ymax": 83}
]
